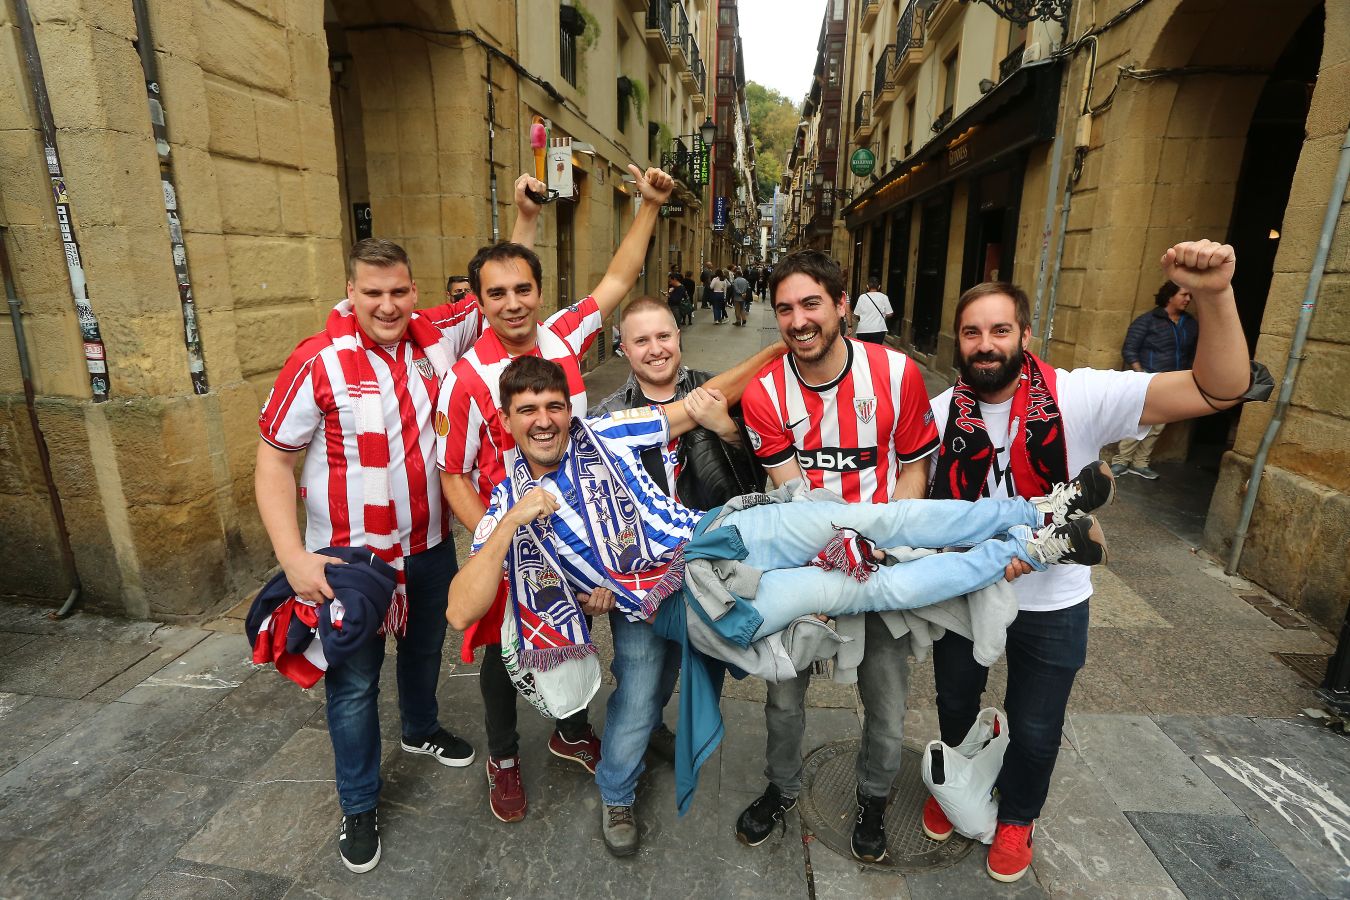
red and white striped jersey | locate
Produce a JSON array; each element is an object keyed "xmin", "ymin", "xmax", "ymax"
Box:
[
  {"xmin": 257, "ymin": 296, "xmax": 482, "ymax": 553},
  {"xmin": 436, "ymin": 296, "xmax": 602, "ymax": 502},
  {"xmin": 740, "ymin": 338, "xmax": 938, "ymax": 503}
]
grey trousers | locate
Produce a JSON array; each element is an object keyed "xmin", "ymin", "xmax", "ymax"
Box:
[{"xmin": 763, "ymin": 613, "xmax": 910, "ymax": 799}]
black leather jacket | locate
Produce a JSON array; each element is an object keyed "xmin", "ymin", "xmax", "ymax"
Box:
[{"xmin": 588, "ymin": 367, "xmax": 765, "ymax": 510}]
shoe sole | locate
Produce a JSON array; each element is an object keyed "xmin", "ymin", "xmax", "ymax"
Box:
[
  {"xmin": 548, "ymin": 742, "xmax": 599, "ymax": 775},
  {"xmin": 1088, "ymin": 461, "xmax": 1117, "ymax": 509},
  {"xmin": 1126, "ymin": 468, "xmax": 1158, "ymax": 480},
  {"xmin": 400, "ymin": 741, "xmax": 475, "ymax": 768},
  {"xmin": 922, "ymin": 823, "xmax": 953, "ymax": 842},
  {"xmin": 1085, "ymin": 517, "xmax": 1109, "ymax": 565},
  {"xmin": 603, "ymin": 840, "xmax": 639, "ymax": 857},
  {"xmin": 340, "ymin": 840, "xmax": 381, "ymax": 874},
  {"xmin": 851, "ymin": 844, "xmax": 889, "ymax": 863},
  {"xmin": 986, "ymin": 861, "xmax": 1030, "ymax": 883}
]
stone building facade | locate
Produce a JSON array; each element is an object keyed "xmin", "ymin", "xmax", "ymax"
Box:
[
  {"xmin": 816, "ymin": 0, "xmax": 1349, "ymax": 628},
  {"xmin": 0, "ymin": 0, "xmax": 751, "ymax": 619}
]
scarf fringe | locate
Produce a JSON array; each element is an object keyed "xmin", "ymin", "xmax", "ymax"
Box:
[{"xmin": 520, "ymin": 642, "xmax": 599, "ymax": 671}]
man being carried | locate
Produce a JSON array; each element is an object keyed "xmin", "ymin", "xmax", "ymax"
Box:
[
  {"xmin": 920, "ymin": 240, "xmax": 1250, "ymax": 883},
  {"xmin": 449, "ymin": 358, "xmax": 1112, "ymax": 853}
]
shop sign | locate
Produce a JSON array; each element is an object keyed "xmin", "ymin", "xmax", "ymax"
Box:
[{"xmin": 850, "ymin": 147, "xmax": 876, "ymax": 177}]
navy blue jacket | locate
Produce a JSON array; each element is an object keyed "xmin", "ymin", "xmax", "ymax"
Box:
[{"xmin": 1122, "ymin": 307, "xmax": 1197, "ymax": 373}]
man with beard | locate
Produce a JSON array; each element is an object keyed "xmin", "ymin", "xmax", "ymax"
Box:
[
  {"xmin": 920, "ymin": 240, "xmax": 1250, "ymax": 883},
  {"xmin": 735, "ymin": 249, "xmax": 938, "ymax": 863}
]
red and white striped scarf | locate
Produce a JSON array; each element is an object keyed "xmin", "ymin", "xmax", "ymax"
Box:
[{"xmin": 324, "ymin": 299, "xmax": 455, "ymax": 635}]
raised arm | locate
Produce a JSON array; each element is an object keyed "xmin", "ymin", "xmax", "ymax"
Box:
[
  {"xmin": 507, "ymin": 173, "xmax": 547, "ymax": 251},
  {"xmin": 1140, "ymin": 240, "xmax": 1248, "ymax": 426},
  {"xmin": 590, "ymin": 166, "xmax": 675, "ymax": 319},
  {"xmin": 663, "ymin": 341, "xmax": 787, "ymax": 438}
]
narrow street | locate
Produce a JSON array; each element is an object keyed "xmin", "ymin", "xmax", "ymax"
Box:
[{"xmin": 1, "ymin": 303, "xmax": 1343, "ymax": 899}]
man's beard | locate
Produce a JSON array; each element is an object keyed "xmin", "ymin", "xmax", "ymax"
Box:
[
  {"xmin": 958, "ymin": 344, "xmax": 1025, "ymax": 393},
  {"xmin": 785, "ymin": 313, "xmax": 842, "ymax": 364}
]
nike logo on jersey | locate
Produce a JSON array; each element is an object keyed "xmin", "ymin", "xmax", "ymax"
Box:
[
  {"xmin": 796, "ymin": 446, "xmax": 879, "ymax": 472},
  {"xmin": 786, "ymin": 416, "xmax": 809, "ymax": 430}
]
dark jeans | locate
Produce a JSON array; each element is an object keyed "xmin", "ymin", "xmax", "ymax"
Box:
[
  {"xmin": 856, "ymin": 331, "xmax": 886, "ymax": 345},
  {"xmin": 480, "ymin": 617, "xmax": 592, "ymax": 758},
  {"xmin": 712, "ymin": 294, "xmax": 726, "ymax": 321},
  {"xmin": 932, "ymin": 599, "xmax": 1089, "ymax": 825},
  {"xmin": 324, "ymin": 539, "xmax": 456, "ymax": 815}
]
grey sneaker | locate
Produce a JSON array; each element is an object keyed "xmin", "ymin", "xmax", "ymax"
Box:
[
  {"xmin": 1128, "ymin": 465, "xmax": 1159, "ymax": 480},
  {"xmin": 1109, "ymin": 462, "xmax": 1129, "ymax": 477},
  {"xmin": 1027, "ymin": 517, "xmax": 1108, "ymax": 567},
  {"xmin": 602, "ymin": 804, "xmax": 639, "ymax": 857},
  {"xmin": 1032, "ymin": 462, "xmax": 1116, "ymax": 526}
]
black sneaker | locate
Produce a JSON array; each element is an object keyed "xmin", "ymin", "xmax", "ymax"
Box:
[
  {"xmin": 1032, "ymin": 462, "xmax": 1116, "ymax": 526},
  {"xmin": 400, "ymin": 726, "xmax": 475, "ymax": 767},
  {"xmin": 735, "ymin": 783, "xmax": 797, "ymax": 847},
  {"xmin": 338, "ymin": 808, "xmax": 381, "ymax": 873},
  {"xmin": 851, "ymin": 788, "xmax": 889, "ymax": 863},
  {"xmin": 647, "ymin": 724, "xmax": 677, "ymax": 764},
  {"xmin": 1028, "ymin": 516, "xmax": 1108, "ymax": 567}
]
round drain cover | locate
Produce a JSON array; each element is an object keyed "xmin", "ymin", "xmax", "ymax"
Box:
[{"xmin": 798, "ymin": 739, "xmax": 974, "ymax": 874}]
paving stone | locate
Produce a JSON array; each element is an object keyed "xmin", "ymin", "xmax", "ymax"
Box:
[
  {"xmin": 0, "ymin": 634, "xmax": 154, "ymax": 699},
  {"xmin": 0, "ymin": 699, "xmax": 189, "ymax": 842},
  {"xmin": 908, "ymin": 848, "xmax": 1047, "ymax": 899},
  {"xmin": 0, "ymin": 631, "xmax": 34, "ymax": 657},
  {"xmin": 116, "ymin": 631, "xmax": 256, "ymax": 713},
  {"xmin": 1068, "ymin": 714, "xmax": 1241, "ymax": 816},
  {"xmin": 3, "ymin": 767, "xmax": 238, "ymax": 898},
  {"xmin": 0, "ymin": 836, "xmax": 46, "ymax": 880},
  {"xmin": 84, "ymin": 625, "xmax": 212, "ymax": 702},
  {"xmin": 1255, "ymin": 717, "xmax": 1350, "ymax": 782},
  {"xmin": 148, "ymin": 665, "xmax": 323, "ymax": 781},
  {"xmin": 1087, "ymin": 568, "xmax": 1172, "ymax": 629},
  {"xmin": 807, "ymin": 842, "xmax": 913, "ymax": 900},
  {"xmin": 1032, "ymin": 750, "xmax": 1181, "ymax": 897},
  {"xmin": 136, "ymin": 859, "xmax": 293, "ymax": 899},
  {"xmin": 1154, "ymin": 714, "xmax": 1282, "ymax": 758},
  {"xmin": 177, "ymin": 728, "xmax": 337, "ymax": 878},
  {"xmin": 0, "ymin": 693, "xmax": 102, "ymax": 774},
  {"xmin": 1125, "ymin": 811, "xmax": 1321, "ymax": 900}
]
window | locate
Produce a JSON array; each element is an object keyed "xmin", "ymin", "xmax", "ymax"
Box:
[
  {"xmin": 833, "ymin": 0, "xmax": 845, "ymax": 19},
  {"xmin": 904, "ymin": 96, "xmax": 915, "ymax": 156},
  {"xmin": 718, "ymin": 37, "xmax": 732, "ymax": 74},
  {"xmin": 942, "ymin": 49, "xmax": 959, "ymax": 113},
  {"xmin": 560, "ymin": 6, "xmax": 584, "ymax": 88},
  {"xmin": 720, "ymin": 6, "xmax": 733, "ymax": 25}
]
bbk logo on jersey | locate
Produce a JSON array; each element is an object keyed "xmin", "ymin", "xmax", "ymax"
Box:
[{"xmin": 796, "ymin": 446, "xmax": 879, "ymax": 472}]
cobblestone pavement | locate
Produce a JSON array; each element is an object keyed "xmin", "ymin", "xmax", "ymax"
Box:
[{"xmin": 1, "ymin": 301, "xmax": 1345, "ymax": 898}]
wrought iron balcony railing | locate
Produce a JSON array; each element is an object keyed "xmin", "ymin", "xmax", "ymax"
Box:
[
  {"xmin": 855, "ymin": 91, "xmax": 871, "ymax": 130},
  {"xmin": 873, "ymin": 43, "xmax": 896, "ymax": 99}
]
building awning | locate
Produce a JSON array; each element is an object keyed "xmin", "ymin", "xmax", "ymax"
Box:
[{"xmin": 842, "ymin": 58, "xmax": 1064, "ymax": 227}]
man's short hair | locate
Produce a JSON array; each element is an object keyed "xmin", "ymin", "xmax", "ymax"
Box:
[
  {"xmin": 867, "ymin": 276, "xmax": 881, "ymax": 290},
  {"xmin": 768, "ymin": 249, "xmax": 844, "ymax": 304},
  {"xmin": 446, "ymin": 274, "xmax": 469, "ymax": 292},
  {"xmin": 347, "ymin": 238, "xmax": 412, "ymax": 282},
  {"xmin": 1154, "ymin": 281, "xmax": 1181, "ymax": 307},
  {"xmin": 619, "ymin": 295, "xmax": 677, "ymax": 330},
  {"xmin": 467, "ymin": 242, "xmax": 544, "ymax": 299},
  {"xmin": 499, "ymin": 356, "xmax": 569, "ymax": 412},
  {"xmin": 953, "ymin": 282, "xmax": 1032, "ymax": 335}
]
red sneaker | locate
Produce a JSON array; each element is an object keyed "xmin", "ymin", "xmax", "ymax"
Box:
[
  {"xmin": 548, "ymin": 726, "xmax": 602, "ymax": 774},
  {"xmin": 922, "ymin": 795, "xmax": 954, "ymax": 842},
  {"xmin": 987, "ymin": 821, "xmax": 1035, "ymax": 882},
  {"xmin": 486, "ymin": 755, "xmax": 527, "ymax": 823}
]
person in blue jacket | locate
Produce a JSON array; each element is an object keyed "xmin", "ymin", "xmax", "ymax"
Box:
[{"xmin": 1111, "ymin": 281, "xmax": 1198, "ymax": 479}]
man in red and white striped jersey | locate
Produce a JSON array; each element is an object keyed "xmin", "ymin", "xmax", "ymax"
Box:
[
  {"xmin": 436, "ymin": 164, "xmax": 676, "ymax": 825},
  {"xmin": 253, "ymin": 176, "xmax": 546, "ymax": 875},
  {"xmin": 736, "ymin": 249, "xmax": 938, "ymax": 863}
]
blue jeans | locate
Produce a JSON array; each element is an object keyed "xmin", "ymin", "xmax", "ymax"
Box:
[
  {"xmin": 712, "ymin": 294, "xmax": 726, "ymax": 321},
  {"xmin": 324, "ymin": 540, "xmax": 456, "ymax": 815},
  {"xmin": 718, "ymin": 497, "xmax": 1045, "ymax": 638},
  {"xmin": 596, "ymin": 611, "xmax": 678, "ymax": 806},
  {"xmin": 932, "ymin": 600, "xmax": 1089, "ymax": 824}
]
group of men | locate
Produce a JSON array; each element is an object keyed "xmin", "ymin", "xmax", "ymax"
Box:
[{"xmin": 255, "ymin": 155, "xmax": 1250, "ymax": 881}]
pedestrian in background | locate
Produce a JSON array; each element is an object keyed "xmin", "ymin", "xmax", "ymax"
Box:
[
  {"xmin": 852, "ymin": 277, "xmax": 893, "ymax": 345},
  {"xmin": 710, "ymin": 268, "xmax": 728, "ymax": 324},
  {"xmin": 732, "ymin": 267, "xmax": 752, "ymax": 327},
  {"xmin": 1110, "ymin": 281, "xmax": 1197, "ymax": 480},
  {"xmin": 700, "ymin": 261, "xmax": 714, "ymax": 309}
]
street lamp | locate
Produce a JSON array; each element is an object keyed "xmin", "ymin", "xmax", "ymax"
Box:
[
  {"xmin": 661, "ymin": 116, "xmax": 718, "ymax": 188},
  {"xmin": 699, "ymin": 115, "xmax": 716, "ymax": 145}
]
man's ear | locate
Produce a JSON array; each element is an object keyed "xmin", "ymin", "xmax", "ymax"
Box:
[{"xmin": 345, "ymin": 281, "xmax": 355, "ymax": 301}]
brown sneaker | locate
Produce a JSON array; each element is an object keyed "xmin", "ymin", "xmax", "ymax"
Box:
[
  {"xmin": 486, "ymin": 755, "xmax": 526, "ymax": 823},
  {"xmin": 548, "ymin": 725, "xmax": 602, "ymax": 775}
]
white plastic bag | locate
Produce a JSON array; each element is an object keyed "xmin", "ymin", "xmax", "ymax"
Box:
[
  {"xmin": 921, "ymin": 707, "xmax": 1008, "ymax": 844},
  {"xmin": 499, "ymin": 603, "xmax": 600, "ymax": 719}
]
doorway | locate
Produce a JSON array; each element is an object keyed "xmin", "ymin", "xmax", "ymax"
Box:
[
  {"xmin": 911, "ymin": 192, "xmax": 951, "ymax": 355},
  {"xmin": 885, "ymin": 205, "xmax": 911, "ymax": 338}
]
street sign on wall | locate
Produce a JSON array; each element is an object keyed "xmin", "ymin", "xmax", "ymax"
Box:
[
  {"xmin": 713, "ymin": 196, "xmax": 728, "ymax": 231},
  {"xmin": 850, "ymin": 147, "xmax": 876, "ymax": 177}
]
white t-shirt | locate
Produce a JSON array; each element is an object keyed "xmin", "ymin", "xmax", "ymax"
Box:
[
  {"xmin": 929, "ymin": 367, "xmax": 1155, "ymax": 612},
  {"xmin": 854, "ymin": 291, "xmax": 893, "ymax": 333}
]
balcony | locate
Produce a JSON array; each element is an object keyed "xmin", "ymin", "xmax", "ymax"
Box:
[
  {"xmin": 894, "ymin": 0, "xmax": 926, "ymax": 84},
  {"xmin": 858, "ymin": 0, "xmax": 879, "ymax": 30},
  {"xmin": 644, "ymin": 0, "xmax": 672, "ymax": 64},
  {"xmin": 872, "ymin": 43, "xmax": 897, "ymax": 114},
  {"xmin": 689, "ymin": 48, "xmax": 706, "ymax": 109},
  {"xmin": 853, "ymin": 90, "xmax": 874, "ymax": 143},
  {"xmin": 924, "ymin": 0, "xmax": 961, "ymax": 39},
  {"xmin": 670, "ymin": 2, "xmax": 690, "ymax": 73},
  {"xmin": 999, "ymin": 43, "xmax": 1025, "ymax": 82}
]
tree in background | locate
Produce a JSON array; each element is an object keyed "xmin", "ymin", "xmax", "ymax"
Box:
[{"xmin": 745, "ymin": 82, "xmax": 800, "ymax": 201}]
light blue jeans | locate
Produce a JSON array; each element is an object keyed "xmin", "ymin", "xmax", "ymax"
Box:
[
  {"xmin": 596, "ymin": 610, "xmax": 674, "ymax": 806},
  {"xmin": 718, "ymin": 497, "xmax": 1045, "ymax": 639}
]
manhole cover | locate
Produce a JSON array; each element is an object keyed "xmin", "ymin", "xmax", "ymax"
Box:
[
  {"xmin": 799, "ymin": 738, "xmax": 974, "ymax": 874},
  {"xmin": 1275, "ymin": 652, "xmax": 1330, "ymax": 686}
]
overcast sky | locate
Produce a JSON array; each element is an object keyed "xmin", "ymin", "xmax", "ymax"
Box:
[{"xmin": 738, "ymin": 0, "xmax": 828, "ymax": 105}]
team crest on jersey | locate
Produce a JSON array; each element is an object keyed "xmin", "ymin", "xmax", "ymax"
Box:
[
  {"xmin": 854, "ymin": 397, "xmax": 876, "ymax": 425},
  {"xmin": 413, "ymin": 357, "xmax": 435, "ymax": 380},
  {"xmin": 434, "ymin": 410, "xmax": 450, "ymax": 437},
  {"xmin": 745, "ymin": 425, "xmax": 762, "ymax": 451}
]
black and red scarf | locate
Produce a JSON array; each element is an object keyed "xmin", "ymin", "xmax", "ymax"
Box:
[{"xmin": 929, "ymin": 353, "xmax": 1068, "ymax": 502}]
